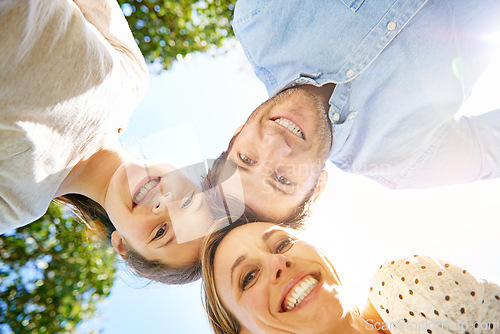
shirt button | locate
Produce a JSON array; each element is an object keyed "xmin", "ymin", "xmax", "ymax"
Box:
[
  {"xmin": 332, "ymin": 113, "xmax": 340, "ymax": 122},
  {"xmin": 387, "ymin": 21, "xmax": 397, "ymax": 31},
  {"xmin": 346, "ymin": 69, "xmax": 355, "ymax": 78}
]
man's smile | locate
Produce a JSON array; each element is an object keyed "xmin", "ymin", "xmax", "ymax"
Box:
[{"xmin": 272, "ymin": 117, "xmax": 305, "ymax": 140}]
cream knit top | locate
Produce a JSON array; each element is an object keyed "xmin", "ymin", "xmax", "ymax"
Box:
[
  {"xmin": 0, "ymin": 0, "xmax": 149, "ymax": 231},
  {"xmin": 368, "ymin": 255, "xmax": 500, "ymax": 334}
]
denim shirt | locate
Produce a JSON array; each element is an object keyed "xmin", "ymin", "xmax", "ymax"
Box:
[{"xmin": 233, "ymin": 0, "xmax": 500, "ymax": 188}]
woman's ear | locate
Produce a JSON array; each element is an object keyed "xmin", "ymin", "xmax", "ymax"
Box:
[
  {"xmin": 111, "ymin": 231, "xmax": 128, "ymax": 259},
  {"xmin": 312, "ymin": 170, "xmax": 329, "ymax": 203}
]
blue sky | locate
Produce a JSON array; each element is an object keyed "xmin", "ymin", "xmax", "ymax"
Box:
[{"xmin": 82, "ymin": 40, "xmax": 500, "ymax": 333}]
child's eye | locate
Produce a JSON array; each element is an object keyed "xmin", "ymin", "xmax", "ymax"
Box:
[
  {"xmin": 181, "ymin": 191, "xmax": 194, "ymax": 208},
  {"xmin": 154, "ymin": 225, "xmax": 166, "ymax": 239}
]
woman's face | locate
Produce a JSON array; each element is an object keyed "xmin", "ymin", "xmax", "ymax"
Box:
[
  {"xmin": 105, "ymin": 162, "xmax": 213, "ymax": 267},
  {"xmin": 214, "ymin": 223, "xmax": 349, "ymax": 334}
]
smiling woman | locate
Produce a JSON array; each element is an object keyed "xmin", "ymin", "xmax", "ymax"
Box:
[{"xmin": 201, "ymin": 222, "xmax": 500, "ymax": 334}]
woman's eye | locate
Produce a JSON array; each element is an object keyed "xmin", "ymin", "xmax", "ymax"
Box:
[
  {"xmin": 154, "ymin": 225, "xmax": 166, "ymax": 239},
  {"xmin": 181, "ymin": 191, "xmax": 194, "ymax": 209},
  {"xmin": 276, "ymin": 238, "xmax": 293, "ymax": 253},
  {"xmin": 274, "ymin": 173, "xmax": 292, "ymax": 185},
  {"xmin": 239, "ymin": 154, "xmax": 256, "ymax": 165},
  {"xmin": 241, "ymin": 270, "xmax": 258, "ymax": 290}
]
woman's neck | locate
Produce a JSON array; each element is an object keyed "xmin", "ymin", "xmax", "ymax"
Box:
[
  {"xmin": 360, "ymin": 301, "xmax": 392, "ymax": 334},
  {"xmin": 55, "ymin": 133, "xmax": 129, "ymax": 207},
  {"xmin": 326, "ymin": 307, "xmax": 389, "ymax": 334}
]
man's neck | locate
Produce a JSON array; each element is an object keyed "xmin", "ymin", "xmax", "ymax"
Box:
[{"xmin": 299, "ymin": 83, "xmax": 336, "ymax": 113}]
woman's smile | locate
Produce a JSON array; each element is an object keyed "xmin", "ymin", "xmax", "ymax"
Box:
[{"xmin": 280, "ymin": 273, "xmax": 320, "ymax": 312}]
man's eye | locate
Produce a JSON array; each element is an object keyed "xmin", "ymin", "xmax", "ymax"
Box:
[
  {"xmin": 241, "ymin": 270, "xmax": 258, "ymax": 290},
  {"xmin": 181, "ymin": 191, "xmax": 194, "ymax": 208},
  {"xmin": 274, "ymin": 173, "xmax": 292, "ymax": 185},
  {"xmin": 154, "ymin": 225, "xmax": 166, "ymax": 239},
  {"xmin": 239, "ymin": 154, "xmax": 256, "ymax": 165},
  {"xmin": 276, "ymin": 238, "xmax": 293, "ymax": 253}
]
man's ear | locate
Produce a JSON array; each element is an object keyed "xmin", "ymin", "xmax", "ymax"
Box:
[
  {"xmin": 233, "ymin": 124, "xmax": 244, "ymax": 136},
  {"xmin": 111, "ymin": 231, "xmax": 128, "ymax": 259},
  {"xmin": 312, "ymin": 170, "xmax": 328, "ymax": 203}
]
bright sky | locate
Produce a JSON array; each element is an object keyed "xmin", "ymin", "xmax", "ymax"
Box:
[{"xmin": 81, "ymin": 40, "xmax": 500, "ymax": 334}]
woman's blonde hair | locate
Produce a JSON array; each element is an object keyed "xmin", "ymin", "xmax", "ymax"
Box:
[
  {"xmin": 201, "ymin": 217, "xmax": 271, "ymax": 334},
  {"xmin": 201, "ymin": 221, "xmax": 348, "ymax": 334}
]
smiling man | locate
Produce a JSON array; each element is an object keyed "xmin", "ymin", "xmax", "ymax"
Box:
[
  {"xmin": 207, "ymin": 0, "xmax": 500, "ymax": 221},
  {"xmin": 221, "ymin": 86, "xmax": 333, "ymax": 222}
]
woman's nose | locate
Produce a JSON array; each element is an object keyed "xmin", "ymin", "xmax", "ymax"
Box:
[{"xmin": 270, "ymin": 254, "xmax": 293, "ymax": 283}]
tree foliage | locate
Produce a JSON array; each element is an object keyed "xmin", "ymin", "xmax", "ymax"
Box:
[
  {"xmin": 0, "ymin": 204, "xmax": 116, "ymax": 334},
  {"xmin": 119, "ymin": 0, "xmax": 237, "ymax": 70}
]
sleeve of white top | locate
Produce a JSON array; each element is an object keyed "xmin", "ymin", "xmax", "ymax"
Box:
[
  {"xmin": 71, "ymin": 0, "xmax": 148, "ymax": 74},
  {"xmin": 368, "ymin": 255, "xmax": 500, "ymax": 334}
]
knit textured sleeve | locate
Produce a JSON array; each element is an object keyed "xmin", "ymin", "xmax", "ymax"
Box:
[{"xmin": 367, "ymin": 255, "xmax": 500, "ymax": 334}]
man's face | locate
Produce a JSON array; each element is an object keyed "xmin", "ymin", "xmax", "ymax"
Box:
[{"xmin": 226, "ymin": 88, "xmax": 332, "ymax": 220}]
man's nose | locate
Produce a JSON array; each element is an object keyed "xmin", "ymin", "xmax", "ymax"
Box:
[{"xmin": 260, "ymin": 132, "xmax": 292, "ymax": 160}]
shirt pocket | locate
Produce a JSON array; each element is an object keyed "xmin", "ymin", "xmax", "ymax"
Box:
[
  {"xmin": 330, "ymin": 111, "xmax": 357, "ymax": 159},
  {"xmin": 340, "ymin": 0, "xmax": 366, "ymax": 12}
]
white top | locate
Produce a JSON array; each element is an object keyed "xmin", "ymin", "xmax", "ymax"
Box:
[
  {"xmin": 0, "ymin": 0, "xmax": 149, "ymax": 232},
  {"xmin": 368, "ymin": 255, "xmax": 500, "ymax": 333}
]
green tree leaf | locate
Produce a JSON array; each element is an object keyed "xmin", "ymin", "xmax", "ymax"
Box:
[
  {"xmin": 118, "ymin": 0, "xmax": 236, "ymax": 70},
  {"xmin": 0, "ymin": 203, "xmax": 116, "ymax": 334}
]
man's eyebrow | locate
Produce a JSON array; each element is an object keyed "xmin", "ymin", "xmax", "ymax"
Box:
[
  {"xmin": 236, "ymin": 163, "xmax": 250, "ymax": 174},
  {"xmin": 265, "ymin": 179, "xmax": 292, "ymax": 195},
  {"xmin": 230, "ymin": 255, "xmax": 247, "ymax": 284}
]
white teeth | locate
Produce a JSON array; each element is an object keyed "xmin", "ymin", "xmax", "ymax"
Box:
[
  {"xmin": 285, "ymin": 276, "xmax": 318, "ymax": 311},
  {"xmin": 273, "ymin": 118, "xmax": 304, "ymax": 139},
  {"xmin": 133, "ymin": 178, "xmax": 160, "ymax": 205}
]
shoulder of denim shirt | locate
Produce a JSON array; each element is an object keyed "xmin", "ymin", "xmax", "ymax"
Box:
[{"xmin": 233, "ymin": 0, "xmax": 273, "ymax": 25}]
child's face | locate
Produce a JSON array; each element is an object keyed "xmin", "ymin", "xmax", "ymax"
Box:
[{"xmin": 105, "ymin": 162, "xmax": 213, "ymax": 267}]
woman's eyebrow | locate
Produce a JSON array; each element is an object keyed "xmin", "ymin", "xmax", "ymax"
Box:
[
  {"xmin": 230, "ymin": 255, "xmax": 247, "ymax": 284},
  {"xmin": 262, "ymin": 228, "xmax": 281, "ymax": 242},
  {"xmin": 229, "ymin": 228, "xmax": 282, "ymax": 284}
]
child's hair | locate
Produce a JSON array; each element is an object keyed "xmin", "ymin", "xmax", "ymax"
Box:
[{"xmin": 54, "ymin": 194, "xmax": 202, "ymax": 284}]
